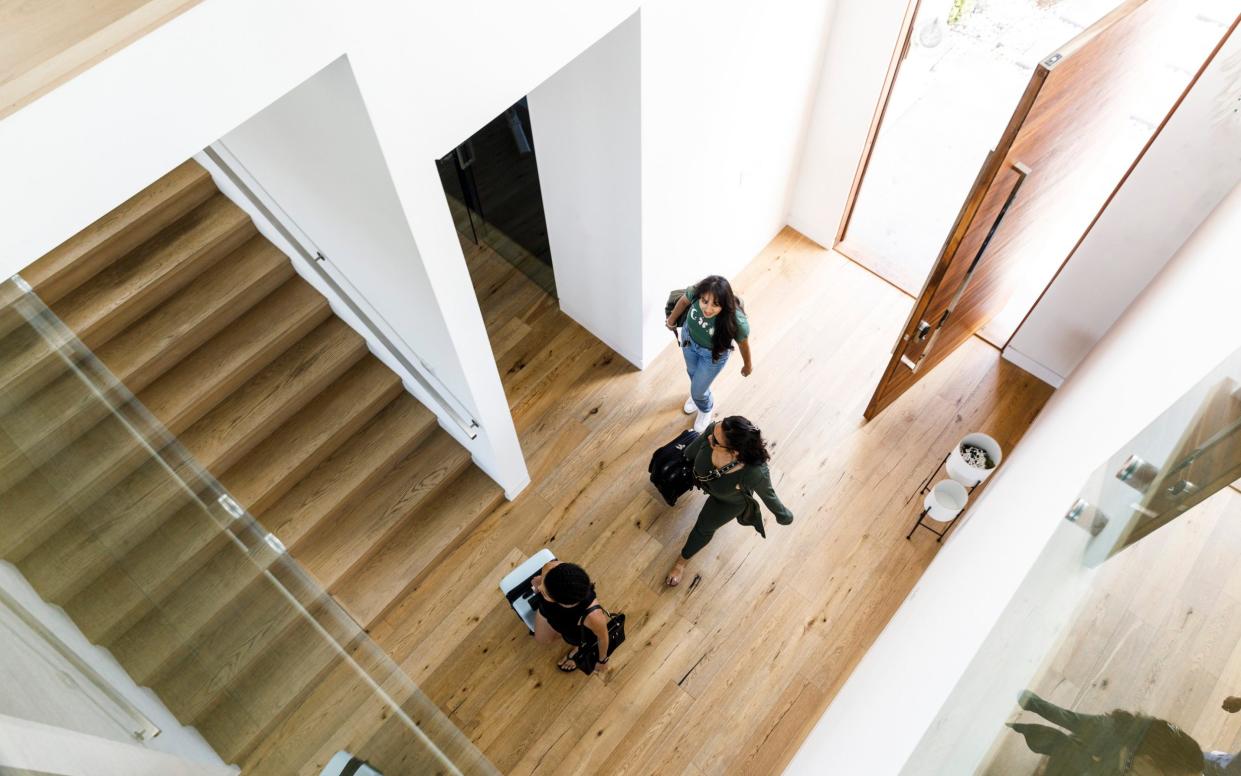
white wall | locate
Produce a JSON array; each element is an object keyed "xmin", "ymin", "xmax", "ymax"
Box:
[
  {"xmin": 214, "ymin": 57, "xmax": 527, "ymax": 495},
  {"xmin": 787, "ymin": 0, "xmax": 910, "ymax": 253},
  {"xmin": 638, "ymin": 0, "xmax": 838, "ymax": 365},
  {"xmin": 0, "ymin": 0, "xmax": 640, "ymax": 501},
  {"xmin": 0, "ymin": 563, "xmax": 225, "ymax": 768},
  {"xmin": 529, "ymin": 13, "xmax": 644, "ymax": 366},
  {"xmin": 1, "ymin": 0, "xmax": 839, "ymax": 488},
  {"xmin": 0, "ymin": 0, "xmax": 342, "ymax": 280},
  {"xmin": 0, "ymin": 713, "xmax": 233, "ymax": 776},
  {"xmin": 1004, "ymin": 26, "xmax": 1241, "ymax": 387},
  {"xmin": 784, "ymin": 181, "xmax": 1241, "ymax": 775}
]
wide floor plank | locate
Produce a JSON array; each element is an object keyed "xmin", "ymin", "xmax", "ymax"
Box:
[{"xmin": 357, "ymin": 226, "xmax": 1054, "ymax": 774}]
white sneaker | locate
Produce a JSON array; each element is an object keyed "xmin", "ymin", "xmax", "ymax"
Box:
[
  {"xmin": 683, "ymin": 396, "xmax": 696, "ymax": 415},
  {"xmin": 693, "ymin": 409, "xmax": 712, "ymax": 434}
]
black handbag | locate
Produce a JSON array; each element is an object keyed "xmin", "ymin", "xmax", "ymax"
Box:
[
  {"xmin": 648, "ymin": 430, "xmax": 699, "ymax": 505},
  {"xmin": 573, "ymin": 604, "xmax": 626, "ymax": 675}
]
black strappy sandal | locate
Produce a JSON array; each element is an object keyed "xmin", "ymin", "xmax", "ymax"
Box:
[{"xmin": 557, "ymin": 650, "xmax": 579, "ymax": 672}]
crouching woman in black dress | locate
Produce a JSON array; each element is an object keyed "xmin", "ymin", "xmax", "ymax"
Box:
[{"xmin": 531, "ymin": 560, "xmax": 611, "ymax": 674}]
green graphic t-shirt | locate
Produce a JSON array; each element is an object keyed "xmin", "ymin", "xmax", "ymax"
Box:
[{"xmin": 684, "ymin": 285, "xmax": 749, "ymax": 350}]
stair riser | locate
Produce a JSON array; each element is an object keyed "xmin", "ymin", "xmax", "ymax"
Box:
[
  {"xmin": 25, "ymin": 162, "xmax": 217, "ymax": 305},
  {"xmin": 21, "ymin": 328, "xmax": 367, "ymax": 606},
  {"xmin": 199, "ymin": 623, "xmax": 349, "ymax": 766},
  {"xmin": 108, "ymin": 545, "xmax": 280, "ymax": 686},
  {"xmin": 150, "ymin": 579, "xmax": 305, "ymax": 721},
  {"xmin": 104, "ymin": 241, "xmax": 295, "ymax": 396},
  {"xmin": 0, "ymin": 213, "xmax": 256, "ymax": 414},
  {"xmin": 72, "ymin": 216, "xmax": 257, "ymax": 350},
  {"xmin": 19, "ymin": 472, "xmax": 210, "ymax": 605},
  {"xmin": 225, "ymin": 369, "xmax": 402, "ymax": 516},
  {"xmin": 65, "ymin": 364, "xmax": 398, "ymax": 641},
  {"xmin": 0, "ymin": 255, "xmax": 295, "ymax": 494},
  {"xmin": 183, "ymin": 333, "xmax": 369, "ymax": 477},
  {"xmin": 143, "ymin": 287, "xmax": 332, "ymax": 434},
  {"xmin": 1, "ymin": 295, "xmax": 327, "ymax": 569},
  {"xmin": 0, "ymin": 331, "xmax": 77, "ymax": 416},
  {"xmin": 65, "ymin": 521, "xmax": 233, "ymax": 646},
  {"xmin": 0, "ymin": 418, "xmax": 152, "ymax": 562}
]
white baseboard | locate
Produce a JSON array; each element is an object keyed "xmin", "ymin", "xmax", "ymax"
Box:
[{"xmin": 1001, "ymin": 345, "xmax": 1065, "ymax": 389}]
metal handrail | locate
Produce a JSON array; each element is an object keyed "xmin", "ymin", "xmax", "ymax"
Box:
[{"xmin": 202, "ymin": 145, "xmax": 480, "ymax": 439}]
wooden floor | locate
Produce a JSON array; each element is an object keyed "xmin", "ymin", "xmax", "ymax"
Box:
[
  {"xmin": 984, "ymin": 485, "xmax": 1241, "ymax": 773},
  {"xmin": 0, "ymin": 0, "xmax": 203, "ymax": 120},
  {"xmin": 364, "ymin": 227, "xmax": 1055, "ymax": 775}
]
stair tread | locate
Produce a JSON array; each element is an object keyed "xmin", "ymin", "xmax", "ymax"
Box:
[
  {"xmin": 0, "ymin": 412, "xmax": 150, "ymax": 561},
  {"xmin": 293, "ymin": 429, "xmax": 473, "ymax": 591},
  {"xmin": 16, "ymin": 455, "xmax": 203, "ymax": 603},
  {"xmin": 0, "ymin": 315, "xmax": 74, "ymax": 412},
  {"xmin": 261, "ymin": 394, "xmax": 437, "ymax": 549},
  {"xmin": 152, "ymin": 574, "xmax": 307, "ymax": 722},
  {"xmin": 52, "ymin": 193, "xmax": 254, "ymax": 346},
  {"xmin": 107, "ymin": 540, "xmax": 279, "ymax": 683},
  {"xmin": 220, "ymin": 355, "xmax": 401, "ymax": 516},
  {"xmin": 96, "ymin": 235, "xmax": 293, "ymax": 391},
  {"xmin": 176, "ymin": 317, "xmax": 366, "ymax": 473},
  {"xmin": 237, "ymin": 658, "xmax": 397, "ymax": 776},
  {"xmin": 139, "ymin": 278, "xmax": 330, "ymax": 432},
  {"xmin": 0, "ymin": 363, "xmax": 107, "ymax": 492},
  {"xmin": 195, "ymin": 615, "xmax": 345, "ymax": 765},
  {"xmin": 2, "ymin": 156, "xmax": 500, "ymax": 774},
  {"xmin": 0, "ymin": 237, "xmax": 296, "ymax": 492},
  {"xmin": 22, "ymin": 160, "xmax": 216, "ymax": 305},
  {"xmin": 64, "ymin": 498, "xmax": 231, "ymax": 645},
  {"xmin": 19, "ymin": 317, "xmax": 367, "ymax": 603},
  {"xmin": 61, "ymin": 360, "xmax": 397, "ymax": 643},
  {"xmin": 333, "ymin": 466, "xmax": 504, "ymax": 627}
]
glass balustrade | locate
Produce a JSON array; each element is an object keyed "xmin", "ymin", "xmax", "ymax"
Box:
[
  {"xmin": 0, "ymin": 275, "xmax": 496, "ymax": 776},
  {"xmin": 901, "ymin": 344, "xmax": 1241, "ymax": 775}
]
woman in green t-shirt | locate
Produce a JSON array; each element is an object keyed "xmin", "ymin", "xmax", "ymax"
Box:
[{"xmin": 665, "ymin": 275, "xmax": 752, "ymax": 433}]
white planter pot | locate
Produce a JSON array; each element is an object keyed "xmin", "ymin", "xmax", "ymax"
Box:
[
  {"xmin": 924, "ymin": 479, "xmax": 968, "ymax": 522},
  {"xmin": 946, "ymin": 432, "xmax": 1002, "ymax": 487}
]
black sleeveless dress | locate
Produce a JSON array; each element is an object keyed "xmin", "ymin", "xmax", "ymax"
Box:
[{"xmin": 534, "ymin": 585, "xmax": 597, "ymax": 646}]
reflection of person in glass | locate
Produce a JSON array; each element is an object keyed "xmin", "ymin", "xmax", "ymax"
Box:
[{"xmin": 1008, "ymin": 690, "xmax": 1204, "ymax": 775}]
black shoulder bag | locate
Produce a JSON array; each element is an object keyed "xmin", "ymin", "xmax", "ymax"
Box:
[{"xmin": 573, "ymin": 604, "xmax": 626, "ymax": 675}]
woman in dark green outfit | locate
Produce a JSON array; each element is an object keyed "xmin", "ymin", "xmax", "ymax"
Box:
[{"xmin": 665, "ymin": 416, "xmax": 794, "ymax": 586}]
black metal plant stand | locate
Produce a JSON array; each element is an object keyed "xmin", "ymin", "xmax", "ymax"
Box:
[{"xmin": 906, "ymin": 452, "xmax": 979, "ymax": 542}]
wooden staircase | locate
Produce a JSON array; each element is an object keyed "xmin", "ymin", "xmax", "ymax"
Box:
[{"xmin": 0, "ymin": 159, "xmax": 502, "ymax": 774}]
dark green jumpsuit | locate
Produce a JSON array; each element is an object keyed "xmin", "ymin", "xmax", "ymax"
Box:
[{"xmin": 679, "ymin": 422, "xmax": 794, "ymax": 559}]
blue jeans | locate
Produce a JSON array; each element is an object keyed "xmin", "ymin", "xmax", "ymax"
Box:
[{"xmin": 681, "ymin": 330, "xmax": 729, "ymax": 413}]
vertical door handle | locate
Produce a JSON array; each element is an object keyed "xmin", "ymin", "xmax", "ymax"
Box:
[{"xmin": 900, "ymin": 160, "xmax": 1031, "ymax": 372}]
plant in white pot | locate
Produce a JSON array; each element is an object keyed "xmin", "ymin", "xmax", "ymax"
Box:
[{"xmin": 946, "ymin": 432, "xmax": 1002, "ymax": 487}]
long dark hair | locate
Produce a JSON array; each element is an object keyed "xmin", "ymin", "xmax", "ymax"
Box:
[
  {"xmin": 695, "ymin": 275, "xmax": 740, "ymax": 361},
  {"xmin": 720, "ymin": 416, "xmax": 770, "ymax": 466}
]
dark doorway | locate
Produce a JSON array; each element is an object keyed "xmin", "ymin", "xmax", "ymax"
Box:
[{"xmin": 437, "ymin": 97, "xmax": 555, "ymax": 297}]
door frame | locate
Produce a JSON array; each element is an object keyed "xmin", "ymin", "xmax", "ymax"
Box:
[
  {"xmin": 846, "ymin": 0, "xmax": 1239, "ymax": 421},
  {"xmin": 832, "ymin": 0, "xmax": 922, "ymax": 250}
]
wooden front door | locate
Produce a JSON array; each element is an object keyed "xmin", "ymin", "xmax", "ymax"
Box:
[{"xmin": 863, "ymin": 0, "xmax": 1240, "ymax": 420}]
